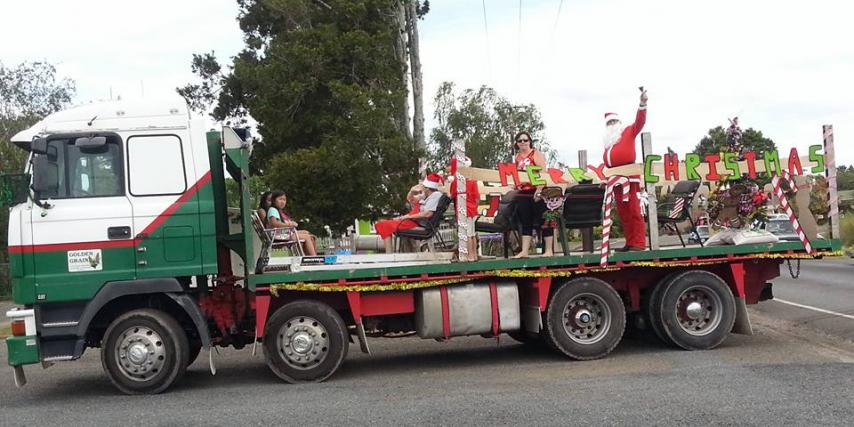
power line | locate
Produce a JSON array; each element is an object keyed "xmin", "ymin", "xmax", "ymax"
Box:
[
  {"xmin": 549, "ymin": 0, "xmax": 565, "ymax": 49},
  {"xmin": 542, "ymin": 0, "xmax": 565, "ymax": 82},
  {"xmin": 481, "ymin": 0, "xmax": 492, "ymax": 83},
  {"xmin": 517, "ymin": 0, "xmax": 522, "ymax": 94}
]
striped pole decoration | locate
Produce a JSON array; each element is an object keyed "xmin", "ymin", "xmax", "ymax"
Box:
[
  {"xmin": 453, "ymin": 140, "xmax": 468, "ymax": 260},
  {"xmin": 669, "ymin": 197, "xmax": 685, "ymax": 219},
  {"xmin": 600, "ymin": 175, "xmax": 631, "ymax": 267},
  {"xmin": 771, "ymin": 171, "xmax": 812, "ymax": 254},
  {"xmin": 823, "ymin": 125, "xmax": 840, "ymax": 239}
]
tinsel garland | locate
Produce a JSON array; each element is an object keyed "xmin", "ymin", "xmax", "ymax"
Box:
[
  {"xmin": 267, "ymin": 251, "xmax": 840, "ymax": 294},
  {"xmin": 270, "ymin": 268, "xmax": 575, "ymax": 294}
]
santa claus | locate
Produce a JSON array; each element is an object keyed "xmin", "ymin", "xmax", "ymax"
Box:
[{"xmin": 602, "ymin": 90, "xmax": 648, "ymax": 251}]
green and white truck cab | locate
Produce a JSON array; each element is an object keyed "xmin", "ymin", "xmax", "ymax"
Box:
[{"xmin": 2, "ymin": 97, "xmax": 240, "ymax": 392}]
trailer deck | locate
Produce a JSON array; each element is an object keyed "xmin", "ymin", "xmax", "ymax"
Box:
[{"xmin": 250, "ymin": 239, "xmax": 841, "ymax": 289}]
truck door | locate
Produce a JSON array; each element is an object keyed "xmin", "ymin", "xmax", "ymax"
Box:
[
  {"xmin": 126, "ymin": 133, "xmax": 203, "ymax": 279},
  {"xmin": 29, "ymin": 135, "xmax": 136, "ymax": 302}
]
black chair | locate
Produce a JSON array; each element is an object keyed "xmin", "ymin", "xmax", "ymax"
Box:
[
  {"xmin": 657, "ymin": 180, "xmax": 703, "ymax": 248},
  {"xmin": 395, "ymin": 194, "xmax": 453, "ymax": 252},
  {"xmin": 475, "ymin": 192, "xmax": 522, "ymax": 258},
  {"xmin": 562, "ymin": 183, "xmax": 606, "ymax": 253}
]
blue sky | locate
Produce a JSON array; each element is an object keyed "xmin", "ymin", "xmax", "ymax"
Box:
[{"xmin": 2, "ymin": 0, "xmax": 852, "ymax": 166}]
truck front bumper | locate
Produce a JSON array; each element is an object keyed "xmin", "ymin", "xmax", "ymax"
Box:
[{"xmin": 6, "ymin": 309, "xmax": 40, "ymax": 387}]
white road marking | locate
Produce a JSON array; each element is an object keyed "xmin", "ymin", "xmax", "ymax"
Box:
[{"xmin": 774, "ymin": 298, "xmax": 854, "ymax": 321}]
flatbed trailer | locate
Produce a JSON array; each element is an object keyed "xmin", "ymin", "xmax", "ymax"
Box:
[{"xmin": 2, "ymin": 97, "xmax": 842, "ymax": 394}]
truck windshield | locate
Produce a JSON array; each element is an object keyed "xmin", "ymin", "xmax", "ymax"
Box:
[{"xmin": 36, "ymin": 137, "xmax": 124, "ymax": 199}]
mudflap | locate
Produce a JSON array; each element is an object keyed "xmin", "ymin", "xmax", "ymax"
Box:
[
  {"xmin": 732, "ymin": 298, "xmax": 753, "ymax": 335},
  {"xmin": 13, "ymin": 366, "xmax": 26, "ymax": 387}
]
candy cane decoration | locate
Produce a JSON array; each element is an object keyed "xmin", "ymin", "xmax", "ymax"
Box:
[
  {"xmin": 771, "ymin": 170, "xmax": 812, "ymax": 254},
  {"xmin": 669, "ymin": 197, "xmax": 685, "ymax": 219},
  {"xmin": 823, "ymin": 125, "xmax": 839, "ymax": 239},
  {"xmin": 600, "ymin": 175, "xmax": 631, "ymax": 267},
  {"xmin": 453, "ymin": 140, "xmax": 468, "ymax": 260}
]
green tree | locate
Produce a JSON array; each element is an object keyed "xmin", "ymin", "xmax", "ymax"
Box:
[
  {"xmin": 428, "ymin": 82, "xmax": 554, "ymax": 170},
  {"xmin": 0, "ymin": 62, "xmax": 75, "ymax": 262},
  {"xmin": 836, "ymin": 165, "xmax": 854, "ymax": 191},
  {"xmin": 693, "ymin": 126, "xmax": 777, "ymax": 157},
  {"xmin": 178, "ymin": 0, "xmax": 423, "ymax": 232}
]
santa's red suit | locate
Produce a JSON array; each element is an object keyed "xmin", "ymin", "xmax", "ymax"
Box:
[{"xmin": 603, "ymin": 107, "xmax": 647, "ymax": 249}]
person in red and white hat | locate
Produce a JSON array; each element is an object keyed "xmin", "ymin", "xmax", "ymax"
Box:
[
  {"xmin": 603, "ymin": 90, "xmax": 648, "ymax": 251},
  {"xmin": 375, "ymin": 173, "xmax": 445, "ymax": 253}
]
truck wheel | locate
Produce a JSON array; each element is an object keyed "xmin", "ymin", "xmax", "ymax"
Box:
[
  {"xmin": 545, "ymin": 277, "xmax": 626, "ymax": 360},
  {"xmin": 657, "ymin": 270, "xmax": 736, "ymax": 350},
  {"xmin": 645, "ymin": 273, "xmax": 679, "ymax": 346},
  {"xmin": 101, "ymin": 309, "xmax": 189, "ymax": 395},
  {"xmin": 263, "ymin": 300, "xmax": 349, "ymax": 383}
]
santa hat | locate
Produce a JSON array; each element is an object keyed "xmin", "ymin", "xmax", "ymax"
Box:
[
  {"xmin": 604, "ymin": 112, "xmax": 620, "ymax": 124},
  {"xmin": 422, "ymin": 173, "xmax": 444, "ymax": 190}
]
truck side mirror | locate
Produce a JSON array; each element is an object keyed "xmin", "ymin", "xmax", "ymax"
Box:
[
  {"xmin": 31, "ymin": 138, "xmax": 49, "ymax": 155},
  {"xmin": 31, "ymin": 155, "xmax": 59, "ymax": 195}
]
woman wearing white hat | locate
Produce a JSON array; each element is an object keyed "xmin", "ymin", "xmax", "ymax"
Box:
[{"xmin": 375, "ymin": 173, "xmax": 445, "ymax": 253}]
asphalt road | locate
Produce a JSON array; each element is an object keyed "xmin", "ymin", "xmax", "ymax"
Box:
[
  {"xmin": 753, "ymin": 258, "xmax": 854, "ymax": 340},
  {"xmin": 0, "ymin": 258, "xmax": 852, "ymax": 426}
]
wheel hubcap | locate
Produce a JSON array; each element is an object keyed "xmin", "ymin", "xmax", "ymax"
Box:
[
  {"xmin": 291, "ymin": 333, "xmax": 314, "ymax": 354},
  {"xmin": 563, "ymin": 293, "xmax": 612, "ymax": 344},
  {"xmin": 676, "ymin": 285, "xmax": 723, "ymax": 336},
  {"xmin": 114, "ymin": 326, "xmax": 166, "ymax": 382},
  {"xmin": 277, "ymin": 316, "xmax": 330, "ymax": 370},
  {"xmin": 685, "ymin": 301, "xmax": 704, "ymax": 320}
]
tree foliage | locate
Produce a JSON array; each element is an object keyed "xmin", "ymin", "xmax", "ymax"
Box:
[
  {"xmin": 178, "ymin": 0, "xmax": 423, "ymax": 231},
  {"xmin": 1, "ymin": 62, "xmax": 75, "ymax": 174},
  {"xmin": 836, "ymin": 165, "xmax": 854, "ymax": 191},
  {"xmin": 693, "ymin": 126, "xmax": 777, "ymax": 157},
  {"xmin": 807, "ymin": 175, "xmax": 830, "ymax": 224},
  {"xmin": 0, "ymin": 61, "xmax": 75, "ymax": 261},
  {"xmin": 428, "ymin": 82, "xmax": 554, "ymax": 170}
]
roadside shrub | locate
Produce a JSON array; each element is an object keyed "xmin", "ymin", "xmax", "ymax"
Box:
[
  {"xmin": 0, "ymin": 263, "xmax": 9, "ymax": 299},
  {"xmin": 841, "ymin": 214, "xmax": 854, "ymax": 248}
]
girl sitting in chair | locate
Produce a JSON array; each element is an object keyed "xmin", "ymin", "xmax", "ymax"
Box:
[{"xmin": 267, "ymin": 190, "xmax": 317, "ymax": 256}]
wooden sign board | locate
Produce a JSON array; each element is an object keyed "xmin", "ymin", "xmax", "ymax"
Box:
[{"xmin": 458, "ymin": 145, "xmax": 825, "ymax": 189}]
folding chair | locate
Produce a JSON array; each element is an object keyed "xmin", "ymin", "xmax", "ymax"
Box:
[
  {"xmin": 475, "ymin": 192, "xmax": 522, "ymax": 258},
  {"xmin": 562, "ymin": 183, "xmax": 606, "ymax": 253},
  {"xmin": 657, "ymin": 180, "xmax": 703, "ymax": 248},
  {"xmin": 394, "ymin": 194, "xmax": 453, "ymax": 252},
  {"xmin": 251, "ymin": 211, "xmax": 305, "ymax": 273}
]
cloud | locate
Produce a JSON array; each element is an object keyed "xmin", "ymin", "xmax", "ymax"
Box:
[
  {"xmin": 2, "ymin": 0, "xmax": 851, "ymax": 166},
  {"xmin": 0, "ymin": 0, "xmax": 244, "ymax": 103},
  {"xmin": 420, "ymin": 0, "xmax": 854, "ymax": 166}
]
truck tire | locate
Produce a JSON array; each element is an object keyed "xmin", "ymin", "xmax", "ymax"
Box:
[
  {"xmin": 645, "ymin": 273, "xmax": 679, "ymax": 346},
  {"xmin": 544, "ymin": 277, "xmax": 626, "ymax": 360},
  {"xmin": 263, "ymin": 300, "xmax": 349, "ymax": 383},
  {"xmin": 101, "ymin": 309, "xmax": 189, "ymax": 395},
  {"xmin": 656, "ymin": 270, "xmax": 736, "ymax": 350}
]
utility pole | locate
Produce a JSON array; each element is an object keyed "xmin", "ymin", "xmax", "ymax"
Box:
[
  {"xmin": 405, "ymin": 0, "xmax": 426, "ymax": 177},
  {"xmin": 394, "ymin": 1, "xmax": 413, "ymax": 141}
]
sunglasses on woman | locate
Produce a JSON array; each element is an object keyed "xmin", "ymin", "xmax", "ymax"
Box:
[{"xmin": 516, "ymin": 138, "xmax": 530, "ymax": 143}]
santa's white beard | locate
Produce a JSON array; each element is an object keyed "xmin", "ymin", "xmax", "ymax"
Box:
[{"xmin": 603, "ymin": 123, "xmax": 625, "ymax": 148}]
